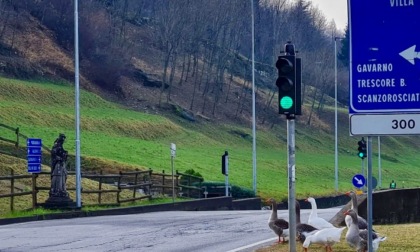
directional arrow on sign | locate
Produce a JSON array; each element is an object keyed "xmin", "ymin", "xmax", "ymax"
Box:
[
  {"xmin": 399, "ymin": 45, "xmax": 420, "ymax": 65},
  {"xmin": 354, "ymin": 177, "xmax": 364, "ymax": 185}
]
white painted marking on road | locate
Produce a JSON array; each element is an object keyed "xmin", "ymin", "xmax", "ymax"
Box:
[{"xmin": 226, "ymin": 237, "xmax": 277, "ymax": 252}]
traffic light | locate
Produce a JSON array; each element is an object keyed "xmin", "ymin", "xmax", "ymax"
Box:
[
  {"xmin": 357, "ymin": 138, "xmax": 367, "ymax": 159},
  {"xmin": 222, "ymin": 151, "xmax": 228, "ymax": 175},
  {"xmin": 275, "ymin": 54, "xmax": 301, "ymax": 116}
]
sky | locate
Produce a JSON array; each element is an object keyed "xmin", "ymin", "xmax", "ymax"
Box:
[{"xmin": 308, "ymin": 0, "xmax": 348, "ymax": 31}]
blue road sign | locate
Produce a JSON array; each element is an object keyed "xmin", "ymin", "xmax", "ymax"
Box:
[
  {"xmin": 352, "ymin": 174, "xmax": 366, "ymax": 188},
  {"xmin": 27, "ymin": 138, "xmax": 42, "ymax": 173},
  {"xmin": 27, "ymin": 156, "xmax": 41, "ymax": 164},
  {"xmin": 27, "ymin": 147, "xmax": 42, "ymax": 155},
  {"xmin": 372, "ymin": 177, "xmax": 378, "ymax": 189},
  {"xmin": 349, "ymin": 0, "xmax": 420, "ymax": 114},
  {"xmin": 28, "ymin": 164, "xmax": 41, "ymax": 173},
  {"xmin": 27, "ymin": 138, "xmax": 42, "ymax": 146}
]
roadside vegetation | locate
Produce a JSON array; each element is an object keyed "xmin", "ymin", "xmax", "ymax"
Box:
[
  {"xmin": 2, "ymin": 77, "xmax": 420, "ymax": 217},
  {"xmin": 257, "ymin": 223, "xmax": 420, "ymax": 252}
]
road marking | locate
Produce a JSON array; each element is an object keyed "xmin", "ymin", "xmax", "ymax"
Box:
[{"xmin": 226, "ymin": 237, "xmax": 277, "ymax": 252}]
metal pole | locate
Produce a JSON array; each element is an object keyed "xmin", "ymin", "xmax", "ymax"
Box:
[
  {"xmin": 250, "ymin": 0, "xmax": 257, "ymax": 194},
  {"xmin": 367, "ymin": 136, "xmax": 373, "ymax": 252},
  {"xmin": 378, "ymin": 136, "xmax": 382, "ymax": 188},
  {"xmin": 287, "ymin": 118, "xmax": 296, "ymax": 252},
  {"xmin": 334, "ymin": 37, "xmax": 339, "ymax": 192},
  {"xmin": 225, "ymin": 154, "xmax": 229, "ymax": 197},
  {"xmin": 361, "ymin": 158, "xmax": 364, "ymax": 177},
  {"xmin": 74, "ymin": 0, "xmax": 81, "ymax": 208},
  {"xmin": 170, "ymin": 143, "xmax": 176, "ymax": 203},
  {"xmin": 171, "ymin": 155, "xmax": 175, "ymax": 203}
]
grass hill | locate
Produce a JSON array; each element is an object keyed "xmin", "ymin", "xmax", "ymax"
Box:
[
  {"xmin": 2, "ymin": 76, "xmax": 420, "ymax": 207},
  {"xmin": 1, "ymin": 1, "xmax": 420, "ymax": 213}
]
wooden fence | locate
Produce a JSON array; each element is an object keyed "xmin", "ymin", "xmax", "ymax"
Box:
[
  {"xmin": 0, "ymin": 122, "xmax": 204, "ymax": 212},
  {"xmin": 0, "ymin": 168, "xmax": 205, "ymax": 212}
]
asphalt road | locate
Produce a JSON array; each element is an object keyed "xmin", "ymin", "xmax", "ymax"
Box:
[{"xmin": 0, "ymin": 207, "xmax": 342, "ymax": 252}]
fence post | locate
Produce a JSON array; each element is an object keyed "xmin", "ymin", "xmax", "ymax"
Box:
[
  {"xmin": 98, "ymin": 170, "xmax": 103, "ymax": 205},
  {"xmin": 117, "ymin": 171, "xmax": 122, "ymax": 204},
  {"xmin": 199, "ymin": 178, "xmax": 203, "ymax": 199},
  {"xmin": 15, "ymin": 127, "xmax": 19, "ymax": 147},
  {"xmin": 133, "ymin": 169, "xmax": 139, "ymax": 199},
  {"xmin": 188, "ymin": 175, "xmax": 191, "ymax": 197},
  {"xmin": 148, "ymin": 169, "xmax": 152, "ymax": 199},
  {"xmin": 10, "ymin": 169, "xmax": 14, "ymax": 211},
  {"xmin": 32, "ymin": 173, "xmax": 37, "ymax": 209},
  {"xmin": 162, "ymin": 170, "xmax": 165, "ymax": 195},
  {"xmin": 175, "ymin": 174, "xmax": 179, "ymax": 197}
]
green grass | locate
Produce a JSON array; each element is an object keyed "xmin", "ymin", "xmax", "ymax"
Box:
[
  {"xmin": 257, "ymin": 223, "xmax": 420, "ymax": 252},
  {"xmin": 1, "ymin": 207, "xmax": 62, "ymax": 219},
  {"xmin": 0, "ymin": 196, "xmax": 183, "ymax": 219},
  {"xmin": 1, "ymin": 76, "xmax": 420, "ymax": 209}
]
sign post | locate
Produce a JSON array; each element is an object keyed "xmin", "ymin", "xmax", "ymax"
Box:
[
  {"xmin": 27, "ymin": 138, "xmax": 42, "ymax": 173},
  {"xmin": 348, "ymin": 1, "xmax": 419, "ymax": 251},
  {"xmin": 222, "ymin": 151, "xmax": 229, "ymax": 197},
  {"xmin": 170, "ymin": 143, "xmax": 176, "ymax": 203}
]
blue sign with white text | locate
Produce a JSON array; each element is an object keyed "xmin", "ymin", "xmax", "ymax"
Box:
[
  {"xmin": 27, "ymin": 147, "xmax": 42, "ymax": 155},
  {"xmin": 27, "ymin": 138, "xmax": 42, "ymax": 146},
  {"xmin": 349, "ymin": 0, "xmax": 420, "ymax": 113},
  {"xmin": 27, "ymin": 138, "xmax": 42, "ymax": 173},
  {"xmin": 352, "ymin": 174, "xmax": 366, "ymax": 188}
]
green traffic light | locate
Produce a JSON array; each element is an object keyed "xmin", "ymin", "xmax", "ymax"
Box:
[
  {"xmin": 280, "ymin": 96, "xmax": 293, "ymax": 109},
  {"xmin": 358, "ymin": 152, "xmax": 364, "ymax": 158}
]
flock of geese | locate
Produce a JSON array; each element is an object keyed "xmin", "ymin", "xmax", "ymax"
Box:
[{"xmin": 267, "ymin": 191, "xmax": 387, "ymax": 252}]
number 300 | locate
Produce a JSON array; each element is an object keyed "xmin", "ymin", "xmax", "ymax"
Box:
[{"xmin": 391, "ymin": 119, "xmax": 415, "ymax": 129}]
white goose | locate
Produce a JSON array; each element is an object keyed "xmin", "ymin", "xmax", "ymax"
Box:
[
  {"xmin": 302, "ymin": 226, "xmax": 346, "ymax": 252},
  {"xmin": 306, "ymin": 197, "xmax": 335, "ymax": 229}
]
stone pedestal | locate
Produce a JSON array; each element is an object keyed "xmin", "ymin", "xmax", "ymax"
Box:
[{"xmin": 43, "ymin": 195, "xmax": 77, "ymax": 210}]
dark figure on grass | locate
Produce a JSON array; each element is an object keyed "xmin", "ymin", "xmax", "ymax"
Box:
[
  {"xmin": 390, "ymin": 180, "xmax": 396, "ymax": 189},
  {"xmin": 50, "ymin": 133, "xmax": 69, "ymax": 197}
]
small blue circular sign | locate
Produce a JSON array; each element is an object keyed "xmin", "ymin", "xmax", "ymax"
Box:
[{"xmin": 352, "ymin": 174, "xmax": 366, "ymax": 188}]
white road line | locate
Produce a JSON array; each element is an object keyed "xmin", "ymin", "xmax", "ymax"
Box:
[{"xmin": 226, "ymin": 237, "xmax": 277, "ymax": 252}]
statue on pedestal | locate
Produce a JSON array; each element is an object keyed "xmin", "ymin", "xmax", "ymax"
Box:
[
  {"xmin": 44, "ymin": 133, "xmax": 74, "ymax": 209},
  {"xmin": 50, "ymin": 133, "xmax": 68, "ymax": 197}
]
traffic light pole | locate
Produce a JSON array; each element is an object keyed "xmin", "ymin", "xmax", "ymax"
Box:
[
  {"xmin": 287, "ymin": 117, "xmax": 297, "ymax": 252},
  {"xmin": 361, "ymin": 159, "xmax": 364, "ymax": 178},
  {"xmin": 276, "ymin": 42, "xmax": 300, "ymax": 252}
]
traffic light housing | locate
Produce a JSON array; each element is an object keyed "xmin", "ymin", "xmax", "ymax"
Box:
[
  {"xmin": 275, "ymin": 55, "xmax": 302, "ymax": 116},
  {"xmin": 357, "ymin": 138, "xmax": 367, "ymax": 159},
  {"xmin": 222, "ymin": 151, "xmax": 228, "ymax": 175}
]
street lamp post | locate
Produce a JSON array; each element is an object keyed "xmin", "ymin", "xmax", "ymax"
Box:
[
  {"xmin": 74, "ymin": 0, "xmax": 81, "ymax": 208},
  {"xmin": 334, "ymin": 37, "xmax": 343, "ymax": 192},
  {"xmin": 251, "ymin": 0, "xmax": 257, "ymax": 194}
]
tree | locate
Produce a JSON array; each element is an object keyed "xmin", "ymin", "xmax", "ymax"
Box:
[{"xmin": 338, "ymin": 25, "xmax": 349, "ymax": 66}]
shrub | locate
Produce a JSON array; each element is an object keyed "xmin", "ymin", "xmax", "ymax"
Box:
[
  {"xmin": 179, "ymin": 169, "xmax": 203, "ymax": 186},
  {"xmin": 199, "ymin": 181, "xmax": 255, "ymax": 199}
]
